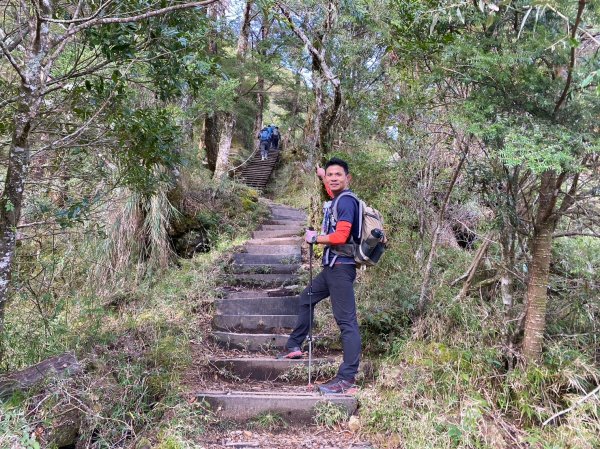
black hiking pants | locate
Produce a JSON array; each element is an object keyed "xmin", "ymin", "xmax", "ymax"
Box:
[{"xmin": 286, "ymin": 264, "xmax": 360, "ymax": 382}]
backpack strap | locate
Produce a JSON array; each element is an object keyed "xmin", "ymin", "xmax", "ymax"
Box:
[{"xmin": 331, "ymin": 190, "xmax": 362, "ymax": 243}]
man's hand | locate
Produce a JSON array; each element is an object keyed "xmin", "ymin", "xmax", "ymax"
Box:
[
  {"xmin": 316, "ymin": 166, "xmax": 325, "ymax": 178},
  {"xmin": 305, "ymin": 229, "xmax": 318, "ymax": 244}
]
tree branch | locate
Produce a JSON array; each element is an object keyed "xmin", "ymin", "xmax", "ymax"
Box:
[
  {"xmin": 552, "ymin": 0, "xmax": 587, "ymax": 119},
  {"xmin": 41, "ymin": 0, "xmax": 115, "ymax": 24},
  {"xmin": 277, "ymin": 3, "xmax": 340, "ymax": 88},
  {"xmin": 54, "ymin": 0, "xmax": 219, "ymax": 46},
  {"xmin": 542, "ymin": 385, "xmax": 600, "ymax": 426},
  {"xmin": 553, "ymin": 232, "xmax": 600, "ymax": 239},
  {"xmin": 0, "ymin": 38, "xmax": 26, "ymax": 84}
]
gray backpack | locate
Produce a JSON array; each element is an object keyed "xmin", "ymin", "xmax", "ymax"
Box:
[{"xmin": 324, "ymin": 191, "xmax": 387, "ymax": 267}]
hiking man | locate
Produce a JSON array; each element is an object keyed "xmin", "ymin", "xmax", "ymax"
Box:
[
  {"xmin": 270, "ymin": 126, "xmax": 280, "ymax": 151},
  {"xmin": 257, "ymin": 126, "xmax": 272, "ymax": 161},
  {"xmin": 278, "ymin": 157, "xmax": 361, "ymax": 395}
]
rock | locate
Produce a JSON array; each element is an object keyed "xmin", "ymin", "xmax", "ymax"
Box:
[{"xmin": 348, "ymin": 415, "xmax": 361, "ymax": 432}]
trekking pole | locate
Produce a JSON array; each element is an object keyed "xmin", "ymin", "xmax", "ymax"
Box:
[{"xmin": 307, "ymin": 226, "xmax": 314, "ymax": 388}]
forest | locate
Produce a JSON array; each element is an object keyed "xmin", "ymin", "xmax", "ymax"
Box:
[{"xmin": 0, "ymin": 0, "xmax": 599, "ymax": 448}]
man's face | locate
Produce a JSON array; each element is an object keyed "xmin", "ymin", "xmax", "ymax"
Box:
[{"xmin": 325, "ymin": 164, "xmax": 350, "ymax": 195}]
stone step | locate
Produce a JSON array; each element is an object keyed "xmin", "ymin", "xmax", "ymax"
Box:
[
  {"xmin": 271, "ymin": 214, "xmax": 306, "ymax": 222},
  {"xmin": 196, "ymin": 390, "xmax": 357, "ymax": 423},
  {"xmin": 213, "ymin": 314, "xmax": 297, "ymax": 332},
  {"xmin": 216, "ymin": 296, "xmax": 299, "ymax": 315},
  {"xmin": 270, "ymin": 210, "xmax": 306, "ymax": 219},
  {"xmin": 243, "ymin": 166, "xmax": 276, "ymax": 172},
  {"xmin": 252, "ymin": 230, "xmax": 302, "ymax": 239},
  {"xmin": 241, "ymin": 172, "xmax": 274, "ymax": 178},
  {"xmin": 262, "ymin": 220, "xmax": 306, "ymax": 226},
  {"xmin": 243, "ymin": 172, "xmax": 274, "ymax": 177},
  {"xmin": 233, "ymin": 254, "xmax": 301, "ymax": 265},
  {"xmin": 226, "ymin": 273, "xmax": 299, "ymax": 288},
  {"xmin": 243, "ymin": 245, "xmax": 301, "ymax": 256},
  {"xmin": 212, "ymin": 331, "xmax": 288, "ymax": 351},
  {"xmin": 248, "ymin": 236, "xmax": 302, "ymax": 245},
  {"xmin": 259, "ymin": 224, "xmax": 304, "ymax": 231},
  {"xmin": 226, "ymin": 288, "xmax": 300, "ymax": 299},
  {"xmin": 230, "ymin": 263, "xmax": 301, "ymax": 274},
  {"xmin": 210, "ymin": 357, "xmax": 333, "ymax": 381}
]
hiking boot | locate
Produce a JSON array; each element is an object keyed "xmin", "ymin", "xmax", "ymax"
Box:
[
  {"xmin": 318, "ymin": 378, "xmax": 357, "ymax": 395},
  {"xmin": 276, "ymin": 346, "xmax": 304, "ymax": 359}
]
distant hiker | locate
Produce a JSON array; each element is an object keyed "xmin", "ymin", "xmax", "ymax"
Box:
[
  {"xmin": 257, "ymin": 126, "xmax": 272, "ymax": 161},
  {"xmin": 278, "ymin": 157, "xmax": 361, "ymax": 395},
  {"xmin": 271, "ymin": 126, "xmax": 280, "ymax": 151}
]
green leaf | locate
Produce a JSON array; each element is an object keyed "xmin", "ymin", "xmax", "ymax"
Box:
[
  {"xmin": 448, "ymin": 424, "xmax": 462, "ymax": 443},
  {"xmin": 580, "ymin": 73, "xmax": 596, "ymax": 88}
]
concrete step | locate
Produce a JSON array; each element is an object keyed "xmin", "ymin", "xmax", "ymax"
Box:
[
  {"xmin": 210, "ymin": 357, "xmax": 333, "ymax": 381},
  {"xmin": 230, "ymin": 263, "xmax": 301, "ymax": 274},
  {"xmin": 233, "ymin": 253, "xmax": 301, "ymax": 265},
  {"xmin": 262, "ymin": 220, "xmax": 306, "ymax": 226},
  {"xmin": 241, "ymin": 172, "xmax": 274, "ymax": 178},
  {"xmin": 259, "ymin": 224, "xmax": 304, "ymax": 231},
  {"xmin": 247, "ymin": 236, "xmax": 302, "ymax": 245},
  {"xmin": 245, "ymin": 165, "xmax": 276, "ymax": 170},
  {"xmin": 270, "ymin": 210, "xmax": 306, "ymax": 219},
  {"xmin": 243, "ymin": 245, "xmax": 301, "ymax": 256},
  {"xmin": 225, "ymin": 273, "xmax": 299, "ymax": 288},
  {"xmin": 212, "ymin": 331, "xmax": 288, "ymax": 351},
  {"xmin": 196, "ymin": 390, "xmax": 357, "ymax": 423},
  {"xmin": 216, "ymin": 295, "xmax": 300, "ymax": 315},
  {"xmin": 270, "ymin": 207, "xmax": 304, "ymax": 213},
  {"xmin": 213, "ymin": 314, "xmax": 297, "ymax": 332},
  {"xmin": 242, "ymin": 173, "xmax": 273, "ymax": 178},
  {"xmin": 272, "ymin": 215, "xmax": 306, "ymax": 222},
  {"xmin": 252, "ymin": 230, "xmax": 302, "ymax": 239},
  {"xmin": 226, "ymin": 288, "xmax": 300, "ymax": 299}
]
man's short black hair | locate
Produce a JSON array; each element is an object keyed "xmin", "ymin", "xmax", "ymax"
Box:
[{"xmin": 325, "ymin": 157, "xmax": 350, "ymax": 174}]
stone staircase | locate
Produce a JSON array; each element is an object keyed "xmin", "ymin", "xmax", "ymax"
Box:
[
  {"xmin": 238, "ymin": 147, "xmax": 279, "ymax": 190},
  {"xmin": 196, "ymin": 203, "xmax": 358, "ymax": 424}
]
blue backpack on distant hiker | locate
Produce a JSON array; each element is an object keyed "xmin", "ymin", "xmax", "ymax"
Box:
[{"xmin": 259, "ymin": 128, "xmax": 271, "ymax": 141}]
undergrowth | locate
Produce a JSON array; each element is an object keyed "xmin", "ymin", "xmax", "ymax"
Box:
[
  {"xmin": 271, "ymin": 146, "xmax": 600, "ymax": 447},
  {"xmin": 1, "ymin": 174, "xmax": 265, "ymax": 448}
]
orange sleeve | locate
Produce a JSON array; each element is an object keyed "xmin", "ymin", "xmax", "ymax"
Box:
[{"xmin": 328, "ymin": 221, "xmax": 352, "ymax": 245}]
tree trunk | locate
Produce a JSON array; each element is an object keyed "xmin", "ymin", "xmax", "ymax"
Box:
[
  {"xmin": 203, "ymin": 3, "xmax": 220, "ymax": 173},
  {"xmin": 203, "ymin": 114, "xmax": 219, "ymax": 171},
  {"xmin": 417, "ymin": 145, "xmax": 468, "ymax": 316},
  {"xmin": 213, "ymin": 112, "xmax": 236, "ymax": 179},
  {"xmin": 252, "ymin": 16, "xmax": 269, "ymax": 152},
  {"xmin": 453, "ymin": 235, "xmax": 492, "ymax": 302},
  {"xmin": 522, "ymin": 170, "xmax": 559, "ymax": 362},
  {"xmin": 212, "ymin": 1, "xmax": 252, "ymax": 181},
  {"xmin": 236, "ymin": 1, "xmax": 253, "ymax": 59},
  {"xmin": 278, "ymin": 4, "xmax": 342, "ymax": 156},
  {"xmin": 0, "ymin": 352, "xmax": 81, "ymax": 398},
  {"xmin": 311, "ymin": 58, "xmax": 324, "ymax": 157},
  {"xmin": 0, "ymin": 4, "xmax": 52, "ymax": 354},
  {"xmin": 522, "ymin": 222, "xmax": 554, "ymax": 361}
]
